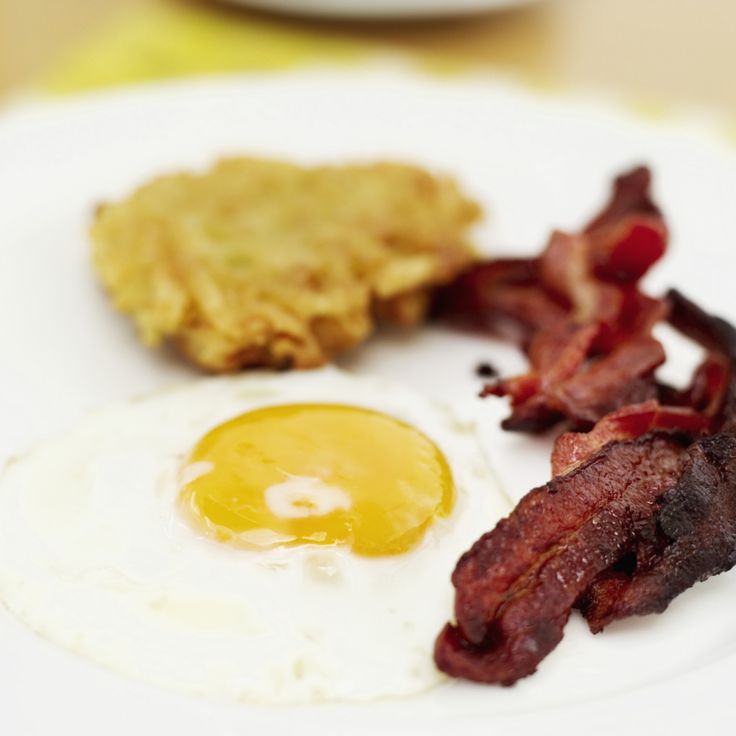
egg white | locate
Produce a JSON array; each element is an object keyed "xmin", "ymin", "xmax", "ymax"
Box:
[{"xmin": 0, "ymin": 368, "xmax": 509, "ymax": 704}]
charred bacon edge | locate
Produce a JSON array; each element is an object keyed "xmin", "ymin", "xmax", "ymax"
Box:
[
  {"xmin": 576, "ymin": 292, "xmax": 736, "ymax": 631},
  {"xmin": 436, "ymin": 291, "xmax": 736, "ymax": 684},
  {"xmin": 435, "ymin": 433, "xmax": 689, "ymax": 684}
]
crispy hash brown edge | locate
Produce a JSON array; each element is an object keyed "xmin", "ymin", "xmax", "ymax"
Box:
[{"xmin": 91, "ymin": 158, "xmax": 481, "ymax": 372}]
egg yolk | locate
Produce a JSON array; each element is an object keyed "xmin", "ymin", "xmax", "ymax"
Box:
[{"xmin": 179, "ymin": 404, "xmax": 454, "ymax": 556}]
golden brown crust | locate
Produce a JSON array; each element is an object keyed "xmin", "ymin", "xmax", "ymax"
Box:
[{"xmin": 91, "ymin": 157, "xmax": 480, "ymax": 371}]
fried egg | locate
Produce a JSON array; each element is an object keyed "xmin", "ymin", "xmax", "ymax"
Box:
[{"xmin": 0, "ymin": 368, "xmax": 509, "ymax": 704}]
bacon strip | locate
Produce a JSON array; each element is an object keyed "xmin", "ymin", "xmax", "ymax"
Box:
[
  {"xmin": 434, "ymin": 434, "xmax": 689, "ymax": 684},
  {"xmin": 578, "ymin": 292, "xmax": 736, "ymax": 632},
  {"xmin": 584, "ymin": 166, "xmax": 667, "ymax": 284},
  {"xmin": 434, "ymin": 167, "xmax": 670, "ymax": 431},
  {"xmin": 551, "ymin": 400, "xmax": 711, "ymax": 476},
  {"xmin": 584, "ymin": 166, "xmax": 662, "ymax": 234},
  {"xmin": 432, "ymin": 258, "xmax": 562, "ymax": 347},
  {"xmin": 578, "ymin": 432, "xmax": 736, "ymax": 632},
  {"xmin": 667, "ymin": 289, "xmax": 736, "ymax": 425},
  {"xmin": 435, "ymin": 162, "xmax": 736, "ymax": 685},
  {"xmin": 677, "ymin": 354, "xmax": 731, "ymax": 417},
  {"xmin": 436, "ymin": 290, "xmax": 736, "ymax": 685}
]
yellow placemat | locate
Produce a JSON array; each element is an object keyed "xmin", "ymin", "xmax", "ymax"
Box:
[{"xmin": 42, "ymin": 2, "xmax": 375, "ymax": 94}]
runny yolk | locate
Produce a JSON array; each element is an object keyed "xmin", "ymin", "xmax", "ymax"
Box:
[{"xmin": 179, "ymin": 404, "xmax": 454, "ymax": 556}]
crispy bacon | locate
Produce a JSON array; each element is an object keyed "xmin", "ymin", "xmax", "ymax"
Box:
[
  {"xmin": 551, "ymin": 400, "xmax": 712, "ymax": 476},
  {"xmin": 578, "ymin": 292, "xmax": 736, "ymax": 632},
  {"xmin": 436, "ymin": 283, "xmax": 736, "ymax": 685},
  {"xmin": 547, "ymin": 335, "xmax": 665, "ymax": 424},
  {"xmin": 483, "ymin": 332, "xmax": 666, "ymax": 431},
  {"xmin": 578, "ymin": 432, "xmax": 736, "ymax": 632},
  {"xmin": 435, "ymin": 162, "xmax": 736, "ymax": 686},
  {"xmin": 679, "ymin": 354, "xmax": 731, "ymax": 416},
  {"xmin": 667, "ymin": 289, "xmax": 736, "ymax": 426},
  {"xmin": 434, "ymin": 433, "xmax": 690, "ymax": 684},
  {"xmin": 434, "ymin": 166, "xmax": 670, "ymax": 431},
  {"xmin": 433, "ymin": 258, "xmax": 562, "ymax": 346},
  {"xmin": 589, "ymin": 219, "xmax": 668, "ymax": 284},
  {"xmin": 584, "ymin": 166, "xmax": 662, "ymax": 233},
  {"xmin": 584, "ymin": 166, "xmax": 667, "ymax": 284}
]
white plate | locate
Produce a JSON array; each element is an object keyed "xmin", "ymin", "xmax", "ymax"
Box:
[
  {"xmin": 0, "ymin": 69, "xmax": 734, "ymax": 735},
  {"xmin": 222, "ymin": 0, "xmax": 537, "ymax": 20}
]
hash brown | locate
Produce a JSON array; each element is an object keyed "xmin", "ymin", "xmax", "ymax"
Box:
[{"xmin": 92, "ymin": 157, "xmax": 480, "ymax": 371}]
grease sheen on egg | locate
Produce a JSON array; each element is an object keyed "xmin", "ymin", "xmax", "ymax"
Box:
[{"xmin": 0, "ymin": 369, "xmax": 509, "ymax": 704}]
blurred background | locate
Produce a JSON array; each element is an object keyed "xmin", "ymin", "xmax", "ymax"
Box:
[{"xmin": 0, "ymin": 0, "xmax": 735, "ymax": 121}]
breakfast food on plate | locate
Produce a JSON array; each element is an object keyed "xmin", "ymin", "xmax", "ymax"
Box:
[
  {"xmin": 7, "ymin": 157, "xmax": 735, "ymax": 700},
  {"xmin": 0, "ymin": 368, "xmax": 508, "ymax": 703},
  {"xmin": 436, "ymin": 167, "xmax": 669, "ymax": 431},
  {"xmin": 436, "ymin": 296, "xmax": 736, "ymax": 684},
  {"xmin": 576, "ymin": 293, "xmax": 736, "ymax": 632},
  {"xmin": 91, "ymin": 158, "xmax": 480, "ymax": 372},
  {"xmin": 437, "ymin": 431, "xmax": 690, "ymax": 684},
  {"xmin": 433, "ymin": 168, "xmax": 736, "ymax": 685}
]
